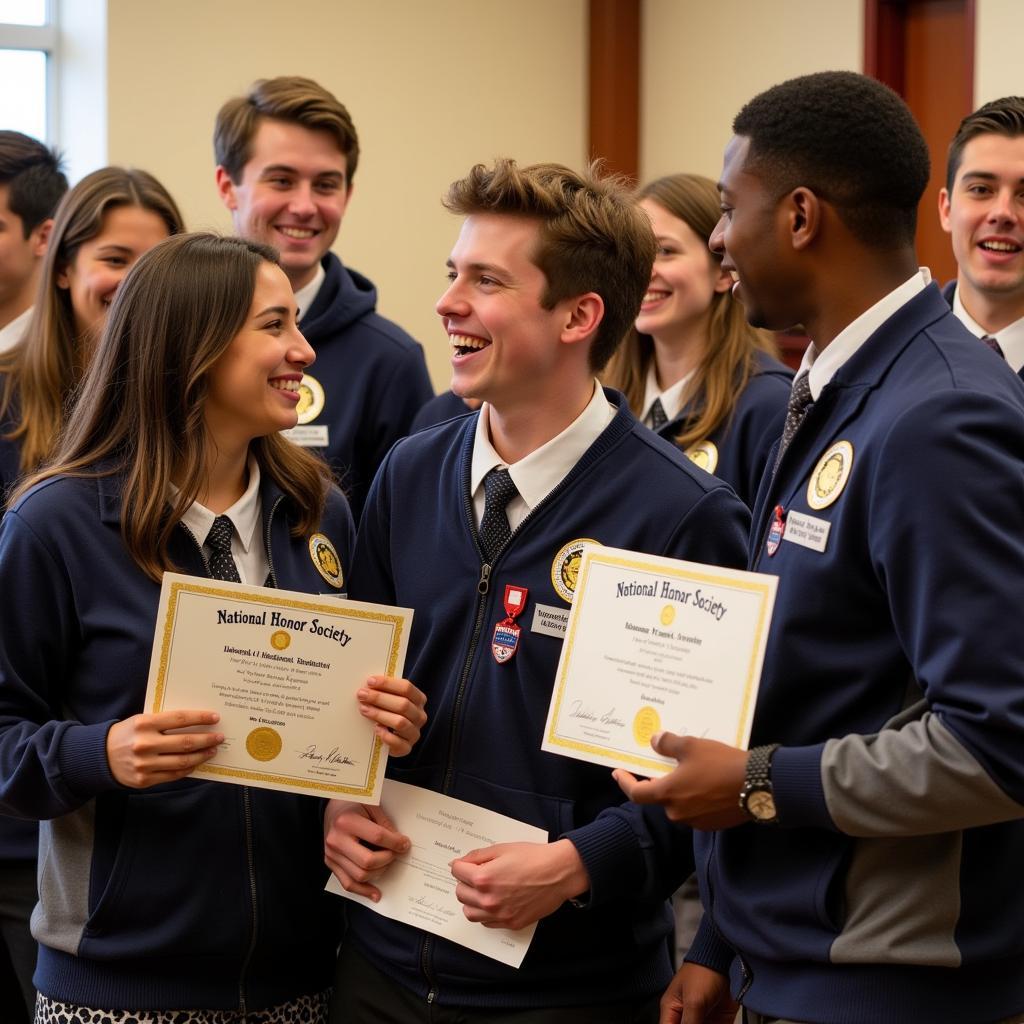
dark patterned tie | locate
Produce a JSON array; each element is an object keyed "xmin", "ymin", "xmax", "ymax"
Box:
[
  {"xmin": 479, "ymin": 468, "xmax": 519, "ymax": 563},
  {"xmin": 981, "ymin": 334, "xmax": 1005, "ymax": 359},
  {"xmin": 772, "ymin": 370, "xmax": 814, "ymax": 475},
  {"xmin": 206, "ymin": 515, "xmax": 241, "ymax": 583},
  {"xmin": 648, "ymin": 398, "xmax": 669, "ymax": 431}
]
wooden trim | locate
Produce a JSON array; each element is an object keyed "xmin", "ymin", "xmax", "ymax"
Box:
[
  {"xmin": 588, "ymin": 0, "xmax": 640, "ymax": 182},
  {"xmin": 863, "ymin": 0, "xmax": 906, "ymax": 95}
]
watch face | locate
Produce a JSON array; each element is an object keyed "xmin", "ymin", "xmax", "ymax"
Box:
[{"xmin": 747, "ymin": 790, "xmax": 777, "ymax": 821}]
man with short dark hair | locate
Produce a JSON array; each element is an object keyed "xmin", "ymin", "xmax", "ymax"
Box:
[
  {"xmin": 214, "ymin": 76, "xmax": 433, "ymax": 519},
  {"xmin": 325, "ymin": 158, "xmax": 750, "ymax": 1023},
  {"xmin": 0, "ymin": 131, "xmax": 66, "ymax": 353},
  {"xmin": 939, "ymin": 95, "xmax": 1024, "ymax": 378},
  {"xmin": 616, "ymin": 71, "xmax": 1024, "ymax": 1024}
]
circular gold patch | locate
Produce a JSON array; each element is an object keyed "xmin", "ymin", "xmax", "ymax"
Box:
[
  {"xmin": 684, "ymin": 440, "xmax": 719, "ymax": 475},
  {"xmin": 550, "ymin": 538, "xmax": 599, "ymax": 604},
  {"xmin": 633, "ymin": 707, "xmax": 662, "ymax": 748},
  {"xmin": 309, "ymin": 533, "xmax": 343, "ymax": 589},
  {"xmin": 246, "ymin": 727, "xmax": 282, "ymax": 762},
  {"xmin": 660, "ymin": 604, "xmax": 676, "ymax": 626},
  {"xmin": 807, "ymin": 440, "xmax": 854, "ymax": 510},
  {"xmin": 270, "ymin": 629, "xmax": 291, "ymax": 651},
  {"xmin": 295, "ymin": 374, "xmax": 326, "ymax": 425}
]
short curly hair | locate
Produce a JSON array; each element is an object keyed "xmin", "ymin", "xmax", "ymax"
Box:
[
  {"xmin": 946, "ymin": 96, "xmax": 1024, "ymax": 192},
  {"xmin": 733, "ymin": 71, "xmax": 929, "ymax": 250},
  {"xmin": 444, "ymin": 159, "xmax": 656, "ymax": 371}
]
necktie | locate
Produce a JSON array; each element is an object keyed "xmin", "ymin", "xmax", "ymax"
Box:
[
  {"xmin": 981, "ymin": 334, "xmax": 1005, "ymax": 359},
  {"xmin": 648, "ymin": 398, "xmax": 669, "ymax": 431},
  {"xmin": 206, "ymin": 515, "xmax": 241, "ymax": 583},
  {"xmin": 772, "ymin": 370, "xmax": 814, "ymax": 475},
  {"xmin": 479, "ymin": 467, "xmax": 519, "ymax": 563}
]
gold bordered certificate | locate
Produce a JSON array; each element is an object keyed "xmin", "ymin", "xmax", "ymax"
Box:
[
  {"xmin": 542, "ymin": 545, "xmax": 776, "ymax": 776},
  {"xmin": 144, "ymin": 572, "xmax": 412, "ymax": 802},
  {"xmin": 327, "ymin": 780, "xmax": 546, "ymax": 967}
]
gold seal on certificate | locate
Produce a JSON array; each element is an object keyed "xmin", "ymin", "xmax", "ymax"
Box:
[
  {"xmin": 542, "ymin": 545, "xmax": 777, "ymax": 776},
  {"xmin": 144, "ymin": 573, "xmax": 413, "ymax": 802}
]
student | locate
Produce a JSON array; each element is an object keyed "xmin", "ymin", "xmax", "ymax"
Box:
[
  {"xmin": 603, "ymin": 173, "xmax": 790, "ymax": 507},
  {"xmin": 0, "ymin": 166, "xmax": 183, "ymax": 500},
  {"xmin": 409, "ymin": 389, "xmax": 479, "ymax": 431},
  {"xmin": 325, "ymin": 159, "xmax": 750, "ymax": 1023},
  {"xmin": 0, "ymin": 233, "xmax": 427, "ymax": 1023},
  {"xmin": 615, "ymin": 71, "xmax": 1024, "ymax": 1024},
  {"xmin": 214, "ymin": 76, "xmax": 434, "ymax": 519},
  {"xmin": 939, "ymin": 95, "xmax": 1024, "ymax": 379},
  {"xmin": 0, "ymin": 131, "xmax": 67, "ymax": 354}
]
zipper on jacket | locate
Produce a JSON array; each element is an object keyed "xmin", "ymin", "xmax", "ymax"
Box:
[
  {"xmin": 263, "ymin": 494, "xmax": 285, "ymax": 588},
  {"xmin": 736, "ymin": 953, "xmax": 753, "ymax": 1000},
  {"xmin": 238, "ymin": 787, "xmax": 259, "ymax": 1013}
]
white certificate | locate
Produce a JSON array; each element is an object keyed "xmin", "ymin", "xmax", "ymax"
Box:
[
  {"xmin": 542, "ymin": 545, "xmax": 776, "ymax": 775},
  {"xmin": 144, "ymin": 572, "xmax": 412, "ymax": 803},
  {"xmin": 327, "ymin": 780, "xmax": 546, "ymax": 968}
]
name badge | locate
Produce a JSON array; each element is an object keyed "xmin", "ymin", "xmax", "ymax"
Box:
[
  {"xmin": 782, "ymin": 510, "xmax": 831, "ymax": 553},
  {"xmin": 282, "ymin": 425, "xmax": 330, "ymax": 447},
  {"xmin": 530, "ymin": 602, "xmax": 569, "ymax": 638}
]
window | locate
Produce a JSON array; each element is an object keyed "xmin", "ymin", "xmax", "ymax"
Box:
[{"xmin": 0, "ymin": 1, "xmax": 57, "ymax": 142}]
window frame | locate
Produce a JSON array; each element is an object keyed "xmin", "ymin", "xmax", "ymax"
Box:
[{"xmin": 0, "ymin": 0, "xmax": 59, "ymax": 142}]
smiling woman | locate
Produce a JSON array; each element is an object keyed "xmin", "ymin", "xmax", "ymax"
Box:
[{"xmin": 0, "ymin": 166, "xmax": 183, "ymax": 497}]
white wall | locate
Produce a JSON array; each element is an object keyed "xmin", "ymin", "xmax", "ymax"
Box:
[
  {"xmin": 975, "ymin": 0, "xmax": 1024, "ymax": 105},
  {"xmin": 641, "ymin": 0, "xmax": 863, "ymax": 184},
  {"xmin": 104, "ymin": 0, "xmax": 588, "ymax": 389}
]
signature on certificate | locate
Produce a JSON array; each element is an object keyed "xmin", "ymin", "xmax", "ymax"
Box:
[{"xmin": 298, "ymin": 744, "xmax": 356, "ymax": 766}]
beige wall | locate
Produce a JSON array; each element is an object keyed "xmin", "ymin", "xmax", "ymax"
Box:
[
  {"xmin": 105, "ymin": 0, "xmax": 588, "ymax": 390},
  {"xmin": 975, "ymin": 0, "xmax": 1024, "ymax": 106},
  {"xmin": 641, "ymin": 0, "xmax": 863, "ymax": 184}
]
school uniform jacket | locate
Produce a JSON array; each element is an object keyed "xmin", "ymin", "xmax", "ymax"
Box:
[
  {"xmin": 942, "ymin": 279, "xmax": 1024, "ymax": 381},
  {"xmin": 654, "ymin": 350, "xmax": 792, "ymax": 508},
  {"xmin": 689, "ymin": 284, "xmax": 1024, "ymax": 1024},
  {"xmin": 0, "ymin": 470, "xmax": 355, "ymax": 1011},
  {"xmin": 295, "ymin": 253, "xmax": 434, "ymax": 521},
  {"xmin": 346, "ymin": 389, "xmax": 750, "ymax": 1010}
]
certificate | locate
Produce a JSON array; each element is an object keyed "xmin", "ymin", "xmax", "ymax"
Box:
[
  {"xmin": 542, "ymin": 545, "xmax": 776, "ymax": 775},
  {"xmin": 327, "ymin": 780, "xmax": 546, "ymax": 968},
  {"xmin": 144, "ymin": 572, "xmax": 412, "ymax": 802}
]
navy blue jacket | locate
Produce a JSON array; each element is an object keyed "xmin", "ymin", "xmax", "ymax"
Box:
[
  {"xmin": 0, "ymin": 469, "xmax": 355, "ymax": 1011},
  {"xmin": 942, "ymin": 279, "xmax": 1024, "ymax": 381},
  {"xmin": 295, "ymin": 253, "xmax": 434, "ymax": 520},
  {"xmin": 691, "ymin": 285, "xmax": 1024, "ymax": 1024},
  {"xmin": 654, "ymin": 350, "xmax": 791, "ymax": 508},
  {"xmin": 347, "ymin": 389, "xmax": 750, "ymax": 1010},
  {"xmin": 410, "ymin": 390, "xmax": 474, "ymax": 432}
]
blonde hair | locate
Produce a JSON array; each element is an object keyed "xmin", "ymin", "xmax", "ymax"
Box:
[
  {"xmin": 17, "ymin": 233, "xmax": 332, "ymax": 582},
  {"xmin": 602, "ymin": 173, "xmax": 776, "ymax": 449},
  {"xmin": 0, "ymin": 166, "xmax": 184, "ymax": 474}
]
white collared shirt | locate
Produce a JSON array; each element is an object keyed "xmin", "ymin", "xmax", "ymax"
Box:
[
  {"xmin": 951, "ymin": 287, "xmax": 1024, "ymax": 375},
  {"xmin": 0, "ymin": 306, "xmax": 32, "ymax": 354},
  {"xmin": 641, "ymin": 363, "xmax": 695, "ymax": 426},
  {"xmin": 470, "ymin": 380, "xmax": 616, "ymax": 532},
  {"xmin": 294, "ymin": 262, "xmax": 326, "ymax": 324},
  {"xmin": 177, "ymin": 456, "xmax": 269, "ymax": 584},
  {"xmin": 798, "ymin": 269, "xmax": 931, "ymax": 400}
]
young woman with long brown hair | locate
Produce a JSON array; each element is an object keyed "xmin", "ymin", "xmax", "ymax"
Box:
[
  {"xmin": 0, "ymin": 233, "xmax": 426, "ymax": 1023},
  {"xmin": 603, "ymin": 173, "xmax": 791, "ymax": 507},
  {"xmin": 0, "ymin": 166, "xmax": 183, "ymax": 498}
]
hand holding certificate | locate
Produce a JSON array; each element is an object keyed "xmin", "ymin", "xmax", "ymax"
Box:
[
  {"xmin": 327, "ymin": 781, "xmax": 547, "ymax": 968},
  {"xmin": 542, "ymin": 545, "xmax": 776, "ymax": 777},
  {"xmin": 143, "ymin": 572, "xmax": 414, "ymax": 802}
]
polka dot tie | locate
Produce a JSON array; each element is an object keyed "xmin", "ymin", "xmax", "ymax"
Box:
[
  {"xmin": 648, "ymin": 397, "xmax": 669, "ymax": 431},
  {"xmin": 772, "ymin": 370, "xmax": 814, "ymax": 476},
  {"xmin": 479, "ymin": 467, "xmax": 519, "ymax": 563},
  {"xmin": 206, "ymin": 515, "xmax": 241, "ymax": 583},
  {"xmin": 981, "ymin": 334, "xmax": 1005, "ymax": 359}
]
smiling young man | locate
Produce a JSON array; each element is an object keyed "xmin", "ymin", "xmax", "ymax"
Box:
[
  {"xmin": 939, "ymin": 96, "xmax": 1024, "ymax": 378},
  {"xmin": 324, "ymin": 159, "xmax": 750, "ymax": 1023},
  {"xmin": 0, "ymin": 131, "xmax": 66, "ymax": 354},
  {"xmin": 614, "ymin": 72, "xmax": 1024, "ymax": 1024},
  {"xmin": 214, "ymin": 77, "xmax": 432, "ymax": 519}
]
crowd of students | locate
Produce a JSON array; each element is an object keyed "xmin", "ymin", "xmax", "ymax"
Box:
[{"xmin": 0, "ymin": 69, "xmax": 1021, "ymax": 1024}]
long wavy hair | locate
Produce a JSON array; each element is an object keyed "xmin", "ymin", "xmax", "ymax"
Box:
[
  {"xmin": 17, "ymin": 233, "xmax": 333, "ymax": 582},
  {"xmin": 0, "ymin": 166, "xmax": 184, "ymax": 474},
  {"xmin": 602, "ymin": 173, "xmax": 776, "ymax": 449}
]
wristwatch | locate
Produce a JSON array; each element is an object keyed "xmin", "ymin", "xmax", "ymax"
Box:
[{"xmin": 739, "ymin": 743, "xmax": 780, "ymax": 824}]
